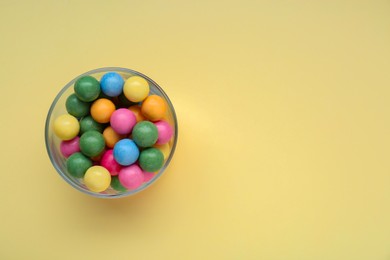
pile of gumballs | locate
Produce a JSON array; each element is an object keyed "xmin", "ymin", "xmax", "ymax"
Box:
[{"xmin": 52, "ymin": 72, "xmax": 173, "ymax": 193}]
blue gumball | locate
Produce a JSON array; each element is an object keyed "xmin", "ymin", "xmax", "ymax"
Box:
[
  {"xmin": 100, "ymin": 72, "xmax": 124, "ymax": 97},
  {"xmin": 113, "ymin": 139, "xmax": 139, "ymax": 166}
]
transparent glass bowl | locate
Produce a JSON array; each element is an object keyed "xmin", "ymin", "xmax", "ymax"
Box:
[{"xmin": 45, "ymin": 67, "xmax": 178, "ymax": 198}]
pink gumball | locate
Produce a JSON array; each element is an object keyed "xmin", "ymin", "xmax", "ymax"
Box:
[
  {"xmin": 143, "ymin": 171, "xmax": 155, "ymax": 183},
  {"xmin": 110, "ymin": 108, "xmax": 136, "ymax": 135},
  {"xmin": 118, "ymin": 164, "xmax": 143, "ymax": 190},
  {"xmin": 154, "ymin": 120, "xmax": 173, "ymax": 145},
  {"xmin": 60, "ymin": 136, "xmax": 80, "ymax": 158},
  {"xmin": 101, "ymin": 149, "xmax": 122, "ymax": 176}
]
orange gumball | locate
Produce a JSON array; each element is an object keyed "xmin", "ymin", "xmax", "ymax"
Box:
[
  {"xmin": 90, "ymin": 98, "xmax": 116, "ymax": 123},
  {"xmin": 141, "ymin": 95, "xmax": 167, "ymax": 121},
  {"xmin": 128, "ymin": 105, "xmax": 146, "ymax": 122},
  {"xmin": 103, "ymin": 126, "xmax": 126, "ymax": 148}
]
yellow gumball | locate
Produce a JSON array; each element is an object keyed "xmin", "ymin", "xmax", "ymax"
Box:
[
  {"xmin": 123, "ymin": 76, "xmax": 150, "ymax": 102},
  {"xmin": 153, "ymin": 143, "xmax": 171, "ymax": 160},
  {"xmin": 53, "ymin": 114, "xmax": 80, "ymax": 140},
  {"xmin": 84, "ymin": 166, "xmax": 111, "ymax": 193}
]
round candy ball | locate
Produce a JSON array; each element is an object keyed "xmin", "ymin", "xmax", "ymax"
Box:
[
  {"xmin": 79, "ymin": 130, "xmax": 105, "ymax": 157},
  {"xmin": 111, "ymin": 176, "xmax": 127, "ymax": 192},
  {"xmin": 80, "ymin": 115, "xmax": 104, "ymax": 134},
  {"xmin": 154, "ymin": 120, "xmax": 173, "ymax": 145},
  {"xmin": 113, "ymin": 139, "xmax": 139, "ymax": 166},
  {"xmin": 84, "ymin": 166, "xmax": 111, "ymax": 192},
  {"xmin": 74, "ymin": 76, "xmax": 100, "ymax": 102},
  {"xmin": 123, "ymin": 76, "xmax": 150, "ymax": 102},
  {"xmin": 110, "ymin": 108, "xmax": 136, "ymax": 135},
  {"xmin": 100, "ymin": 150, "xmax": 121, "ymax": 176},
  {"xmin": 90, "ymin": 98, "xmax": 116, "ymax": 123},
  {"xmin": 66, "ymin": 152, "xmax": 92, "ymax": 178},
  {"xmin": 103, "ymin": 126, "xmax": 125, "ymax": 148},
  {"xmin": 118, "ymin": 164, "xmax": 144, "ymax": 190},
  {"xmin": 60, "ymin": 136, "xmax": 80, "ymax": 158},
  {"xmin": 65, "ymin": 93, "xmax": 91, "ymax": 118},
  {"xmin": 132, "ymin": 121, "xmax": 158, "ymax": 148},
  {"xmin": 128, "ymin": 105, "xmax": 146, "ymax": 122},
  {"xmin": 53, "ymin": 114, "xmax": 80, "ymax": 140},
  {"xmin": 139, "ymin": 148, "xmax": 164, "ymax": 172},
  {"xmin": 100, "ymin": 72, "xmax": 124, "ymax": 97},
  {"xmin": 141, "ymin": 95, "xmax": 167, "ymax": 121}
]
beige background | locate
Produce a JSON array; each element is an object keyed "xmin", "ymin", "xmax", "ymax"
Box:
[{"xmin": 0, "ymin": 1, "xmax": 390, "ymax": 259}]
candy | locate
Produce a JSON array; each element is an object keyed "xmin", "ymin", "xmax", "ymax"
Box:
[
  {"xmin": 113, "ymin": 139, "xmax": 139, "ymax": 166},
  {"xmin": 90, "ymin": 98, "xmax": 116, "ymax": 123},
  {"xmin": 111, "ymin": 176, "xmax": 127, "ymax": 192},
  {"xmin": 110, "ymin": 108, "xmax": 136, "ymax": 135},
  {"xmin": 123, "ymin": 76, "xmax": 150, "ymax": 102},
  {"xmin": 74, "ymin": 76, "xmax": 100, "ymax": 102},
  {"xmin": 53, "ymin": 114, "xmax": 80, "ymax": 140},
  {"xmin": 118, "ymin": 164, "xmax": 143, "ymax": 190},
  {"xmin": 65, "ymin": 93, "xmax": 91, "ymax": 118},
  {"xmin": 79, "ymin": 130, "xmax": 105, "ymax": 157},
  {"xmin": 100, "ymin": 150, "xmax": 121, "ymax": 176},
  {"xmin": 79, "ymin": 115, "xmax": 104, "ymax": 134},
  {"xmin": 60, "ymin": 136, "xmax": 80, "ymax": 158},
  {"xmin": 102, "ymin": 126, "xmax": 125, "ymax": 148},
  {"xmin": 154, "ymin": 120, "xmax": 173, "ymax": 145},
  {"xmin": 141, "ymin": 95, "xmax": 167, "ymax": 121},
  {"xmin": 100, "ymin": 72, "xmax": 124, "ymax": 97},
  {"xmin": 66, "ymin": 152, "xmax": 92, "ymax": 178},
  {"xmin": 132, "ymin": 121, "xmax": 158, "ymax": 148},
  {"xmin": 52, "ymin": 73, "xmax": 175, "ymax": 194},
  {"xmin": 139, "ymin": 148, "xmax": 164, "ymax": 172},
  {"xmin": 83, "ymin": 166, "xmax": 111, "ymax": 192},
  {"xmin": 128, "ymin": 105, "xmax": 146, "ymax": 122}
]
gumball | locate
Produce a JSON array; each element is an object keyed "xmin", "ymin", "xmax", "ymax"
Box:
[
  {"xmin": 101, "ymin": 150, "xmax": 121, "ymax": 176},
  {"xmin": 103, "ymin": 126, "xmax": 125, "ymax": 148},
  {"xmin": 142, "ymin": 171, "xmax": 155, "ymax": 183},
  {"xmin": 53, "ymin": 114, "xmax": 80, "ymax": 140},
  {"xmin": 74, "ymin": 76, "xmax": 100, "ymax": 102},
  {"xmin": 100, "ymin": 72, "xmax": 124, "ymax": 97},
  {"xmin": 123, "ymin": 76, "xmax": 149, "ymax": 102},
  {"xmin": 118, "ymin": 164, "xmax": 144, "ymax": 190},
  {"xmin": 66, "ymin": 152, "xmax": 92, "ymax": 178},
  {"xmin": 110, "ymin": 108, "xmax": 136, "ymax": 135},
  {"xmin": 113, "ymin": 139, "xmax": 139, "ymax": 166},
  {"xmin": 132, "ymin": 121, "xmax": 158, "ymax": 148},
  {"xmin": 79, "ymin": 131, "xmax": 105, "ymax": 157},
  {"xmin": 111, "ymin": 176, "xmax": 127, "ymax": 192},
  {"xmin": 65, "ymin": 93, "xmax": 90, "ymax": 118},
  {"xmin": 90, "ymin": 98, "xmax": 116, "ymax": 123},
  {"xmin": 153, "ymin": 143, "xmax": 170, "ymax": 160},
  {"xmin": 60, "ymin": 136, "xmax": 80, "ymax": 158},
  {"xmin": 139, "ymin": 148, "xmax": 164, "ymax": 172},
  {"xmin": 128, "ymin": 105, "xmax": 145, "ymax": 122},
  {"xmin": 79, "ymin": 115, "xmax": 104, "ymax": 134},
  {"xmin": 141, "ymin": 95, "xmax": 167, "ymax": 121},
  {"xmin": 154, "ymin": 120, "xmax": 173, "ymax": 145},
  {"xmin": 84, "ymin": 166, "xmax": 111, "ymax": 192}
]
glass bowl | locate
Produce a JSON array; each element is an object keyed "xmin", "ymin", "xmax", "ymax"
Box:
[{"xmin": 45, "ymin": 67, "xmax": 178, "ymax": 198}]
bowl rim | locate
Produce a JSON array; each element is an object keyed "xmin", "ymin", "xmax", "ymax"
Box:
[{"xmin": 44, "ymin": 67, "xmax": 178, "ymax": 198}]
